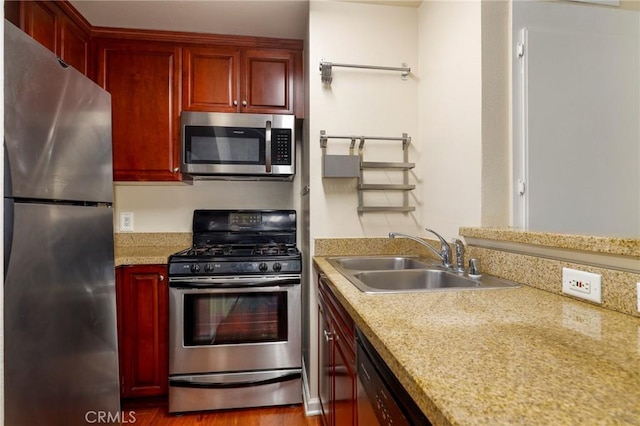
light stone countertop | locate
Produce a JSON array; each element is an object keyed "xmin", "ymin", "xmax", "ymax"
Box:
[
  {"xmin": 460, "ymin": 227, "xmax": 640, "ymax": 257},
  {"xmin": 313, "ymin": 256, "xmax": 640, "ymax": 426},
  {"xmin": 114, "ymin": 232, "xmax": 191, "ymax": 266},
  {"xmin": 114, "ymin": 245, "xmax": 188, "ymax": 266}
]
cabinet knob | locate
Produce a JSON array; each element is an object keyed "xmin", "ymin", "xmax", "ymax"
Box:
[
  {"xmin": 173, "ymin": 167, "xmax": 179, "ymax": 173},
  {"xmin": 242, "ymin": 100, "xmax": 247, "ymax": 107},
  {"xmin": 323, "ymin": 330, "xmax": 333, "ymax": 342},
  {"xmin": 159, "ymin": 275, "xmax": 165, "ymax": 282},
  {"xmin": 233, "ymin": 100, "xmax": 238, "ymax": 106}
]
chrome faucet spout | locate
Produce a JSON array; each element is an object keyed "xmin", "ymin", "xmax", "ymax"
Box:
[{"xmin": 389, "ymin": 230, "xmax": 453, "ymax": 269}]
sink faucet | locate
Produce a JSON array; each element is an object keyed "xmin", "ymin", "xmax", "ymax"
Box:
[
  {"xmin": 451, "ymin": 238, "xmax": 466, "ymax": 273},
  {"xmin": 389, "ymin": 229, "xmax": 453, "ymax": 269}
]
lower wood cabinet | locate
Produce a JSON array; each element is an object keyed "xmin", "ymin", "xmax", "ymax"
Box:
[
  {"xmin": 318, "ymin": 274, "xmax": 357, "ymax": 426},
  {"xmin": 116, "ymin": 264, "xmax": 169, "ymax": 399}
]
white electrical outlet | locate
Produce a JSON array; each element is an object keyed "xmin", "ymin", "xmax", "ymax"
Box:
[
  {"xmin": 119, "ymin": 212, "xmax": 134, "ymax": 232},
  {"xmin": 562, "ymin": 267, "xmax": 602, "ymax": 304}
]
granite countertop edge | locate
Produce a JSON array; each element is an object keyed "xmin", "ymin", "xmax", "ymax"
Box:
[{"xmin": 114, "ymin": 245, "xmax": 188, "ymax": 267}]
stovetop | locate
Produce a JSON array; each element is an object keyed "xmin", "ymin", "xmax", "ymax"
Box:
[
  {"xmin": 168, "ymin": 245, "xmax": 302, "ymax": 277},
  {"xmin": 168, "ymin": 209, "xmax": 302, "ymax": 277},
  {"xmin": 175, "ymin": 244, "xmax": 300, "ymax": 258}
]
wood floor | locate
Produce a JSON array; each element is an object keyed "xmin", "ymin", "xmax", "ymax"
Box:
[{"xmin": 122, "ymin": 404, "xmax": 322, "ymax": 426}]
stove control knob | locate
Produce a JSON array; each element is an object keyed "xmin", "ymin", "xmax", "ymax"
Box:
[
  {"xmin": 272, "ymin": 262, "xmax": 282, "ymax": 272},
  {"xmin": 204, "ymin": 263, "xmax": 215, "ymax": 273},
  {"xmin": 190, "ymin": 264, "xmax": 201, "ymax": 274},
  {"xmin": 259, "ymin": 262, "xmax": 269, "ymax": 272}
]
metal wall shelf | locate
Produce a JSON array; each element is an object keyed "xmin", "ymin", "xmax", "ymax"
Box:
[
  {"xmin": 320, "ymin": 131, "xmax": 414, "ymax": 214},
  {"xmin": 361, "ymin": 161, "xmax": 415, "ymax": 170},
  {"xmin": 319, "ymin": 59, "xmax": 411, "ymax": 85}
]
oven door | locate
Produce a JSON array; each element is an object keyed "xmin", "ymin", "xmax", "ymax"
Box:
[{"xmin": 169, "ymin": 277, "xmax": 301, "ymax": 375}]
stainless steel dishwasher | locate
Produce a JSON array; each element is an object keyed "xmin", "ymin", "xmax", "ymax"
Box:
[{"xmin": 356, "ymin": 329, "xmax": 431, "ymax": 425}]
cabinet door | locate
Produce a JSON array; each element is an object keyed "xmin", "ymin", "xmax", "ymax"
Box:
[
  {"xmin": 96, "ymin": 40, "xmax": 182, "ymax": 181},
  {"xmin": 59, "ymin": 14, "xmax": 89, "ymax": 75},
  {"xmin": 319, "ymin": 275, "xmax": 357, "ymax": 426},
  {"xmin": 333, "ymin": 331, "xmax": 357, "ymax": 426},
  {"xmin": 318, "ymin": 300, "xmax": 333, "ymax": 426},
  {"xmin": 21, "ymin": 1, "xmax": 58, "ymax": 53},
  {"xmin": 242, "ymin": 49, "xmax": 296, "ymax": 114},
  {"xmin": 8, "ymin": 1, "xmax": 90, "ymax": 76},
  {"xmin": 116, "ymin": 265, "xmax": 169, "ymax": 399},
  {"xmin": 183, "ymin": 46, "xmax": 240, "ymax": 112}
]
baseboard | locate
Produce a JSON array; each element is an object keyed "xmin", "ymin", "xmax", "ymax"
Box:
[{"xmin": 302, "ymin": 361, "xmax": 322, "ymax": 416}]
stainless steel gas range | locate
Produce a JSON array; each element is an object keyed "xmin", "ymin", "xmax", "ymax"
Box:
[{"xmin": 167, "ymin": 210, "xmax": 302, "ymax": 414}]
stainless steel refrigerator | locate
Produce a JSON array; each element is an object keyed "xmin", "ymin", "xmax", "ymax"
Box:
[{"xmin": 4, "ymin": 21, "xmax": 120, "ymax": 425}]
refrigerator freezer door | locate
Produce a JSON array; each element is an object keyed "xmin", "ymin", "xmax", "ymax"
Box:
[
  {"xmin": 4, "ymin": 202, "xmax": 120, "ymax": 425},
  {"xmin": 3, "ymin": 22, "xmax": 113, "ymax": 203}
]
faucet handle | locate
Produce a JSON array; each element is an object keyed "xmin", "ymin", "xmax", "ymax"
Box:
[
  {"xmin": 451, "ymin": 238, "xmax": 465, "ymax": 272},
  {"xmin": 468, "ymin": 258, "xmax": 481, "ymax": 277},
  {"xmin": 425, "ymin": 228, "xmax": 447, "ymax": 247},
  {"xmin": 451, "ymin": 238, "xmax": 464, "ymax": 253},
  {"xmin": 424, "ymin": 228, "xmax": 452, "ymax": 268}
]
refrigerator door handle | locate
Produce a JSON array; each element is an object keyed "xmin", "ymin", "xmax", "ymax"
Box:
[
  {"xmin": 4, "ymin": 139, "xmax": 13, "ymax": 198},
  {"xmin": 3, "ymin": 198, "xmax": 14, "ymax": 279}
]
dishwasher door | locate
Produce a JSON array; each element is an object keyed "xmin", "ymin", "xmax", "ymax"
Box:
[{"xmin": 356, "ymin": 329, "xmax": 431, "ymax": 426}]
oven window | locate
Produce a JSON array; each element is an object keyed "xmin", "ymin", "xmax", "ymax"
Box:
[
  {"xmin": 183, "ymin": 292, "xmax": 288, "ymax": 346},
  {"xmin": 185, "ymin": 126, "xmax": 265, "ymax": 164},
  {"xmin": 191, "ymin": 136, "xmax": 260, "ymax": 163}
]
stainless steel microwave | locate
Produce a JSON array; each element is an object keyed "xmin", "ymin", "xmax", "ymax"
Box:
[{"xmin": 181, "ymin": 112, "xmax": 295, "ymax": 180}]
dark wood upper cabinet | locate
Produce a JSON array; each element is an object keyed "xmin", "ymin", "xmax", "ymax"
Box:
[
  {"xmin": 95, "ymin": 39, "xmax": 183, "ymax": 182},
  {"xmin": 22, "ymin": 1, "xmax": 58, "ymax": 52},
  {"xmin": 183, "ymin": 46, "xmax": 302, "ymax": 115},
  {"xmin": 7, "ymin": 0, "xmax": 305, "ymax": 182},
  {"xmin": 59, "ymin": 14, "xmax": 90, "ymax": 75},
  {"xmin": 243, "ymin": 49, "xmax": 296, "ymax": 114},
  {"xmin": 183, "ymin": 46, "xmax": 241, "ymax": 112},
  {"xmin": 6, "ymin": 0, "xmax": 91, "ymax": 76}
]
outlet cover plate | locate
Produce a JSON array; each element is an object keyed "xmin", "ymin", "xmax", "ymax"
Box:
[
  {"xmin": 562, "ymin": 267, "xmax": 602, "ymax": 304},
  {"xmin": 119, "ymin": 212, "xmax": 134, "ymax": 232}
]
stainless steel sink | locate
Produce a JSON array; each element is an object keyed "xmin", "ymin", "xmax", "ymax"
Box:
[
  {"xmin": 326, "ymin": 255, "xmax": 520, "ymax": 294},
  {"xmin": 351, "ymin": 269, "xmax": 519, "ymax": 293},
  {"xmin": 328, "ymin": 256, "xmax": 438, "ymax": 271}
]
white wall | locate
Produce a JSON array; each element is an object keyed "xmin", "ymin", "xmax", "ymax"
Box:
[
  {"xmin": 305, "ymin": 0, "xmax": 420, "ymax": 410},
  {"xmin": 113, "ymin": 180, "xmax": 297, "ymax": 232},
  {"xmin": 481, "ymin": 0, "xmax": 511, "ymax": 228},
  {"xmin": 308, "ymin": 1, "xmax": 421, "ymax": 240},
  {"xmin": 418, "ymin": 0, "xmax": 484, "ymax": 238}
]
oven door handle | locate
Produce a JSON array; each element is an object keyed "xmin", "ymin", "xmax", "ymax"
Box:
[
  {"xmin": 169, "ymin": 276, "xmax": 301, "ymax": 288},
  {"xmin": 169, "ymin": 370, "xmax": 301, "ymax": 389}
]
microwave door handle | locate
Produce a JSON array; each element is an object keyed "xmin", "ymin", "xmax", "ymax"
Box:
[{"xmin": 265, "ymin": 120, "xmax": 272, "ymax": 173}]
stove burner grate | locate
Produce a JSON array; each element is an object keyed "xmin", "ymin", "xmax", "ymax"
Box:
[{"xmin": 181, "ymin": 244, "xmax": 299, "ymax": 258}]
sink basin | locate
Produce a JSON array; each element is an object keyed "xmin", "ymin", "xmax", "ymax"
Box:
[
  {"xmin": 327, "ymin": 256, "xmax": 439, "ymax": 271},
  {"xmin": 326, "ymin": 255, "xmax": 520, "ymax": 294},
  {"xmin": 351, "ymin": 269, "xmax": 519, "ymax": 293}
]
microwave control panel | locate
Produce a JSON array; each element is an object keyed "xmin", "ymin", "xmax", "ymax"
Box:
[{"xmin": 272, "ymin": 129, "xmax": 292, "ymax": 165}]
